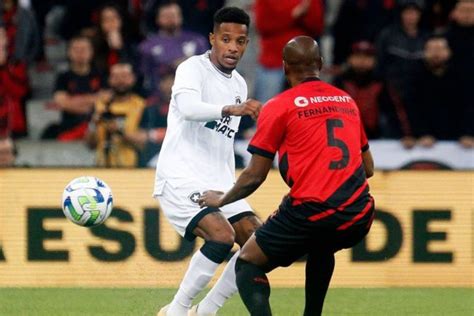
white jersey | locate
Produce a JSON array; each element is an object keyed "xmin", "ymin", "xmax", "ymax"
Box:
[{"xmin": 154, "ymin": 52, "xmax": 248, "ymax": 194}]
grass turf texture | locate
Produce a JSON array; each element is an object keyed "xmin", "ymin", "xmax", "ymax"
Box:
[{"xmin": 0, "ymin": 288, "xmax": 472, "ymax": 315}]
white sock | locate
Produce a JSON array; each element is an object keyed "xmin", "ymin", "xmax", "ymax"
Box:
[
  {"xmin": 167, "ymin": 250, "xmax": 220, "ymax": 316},
  {"xmin": 195, "ymin": 250, "xmax": 240, "ymax": 315}
]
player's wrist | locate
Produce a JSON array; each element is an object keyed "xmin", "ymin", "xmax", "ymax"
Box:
[
  {"xmin": 218, "ymin": 193, "xmax": 231, "ymax": 207},
  {"xmin": 221, "ymin": 105, "xmax": 235, "ymax": 117},
  {"xmin": 217, "ymin": 197, "xmax": 225, "ymax": 207}
]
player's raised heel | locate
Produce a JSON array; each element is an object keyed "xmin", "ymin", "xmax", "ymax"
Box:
[
  {"xmin": 188, "ymin": 305, "xmax": 216, "ymax": 316},
  {"xmin": 157, "ymin": 304, "xmax": 170, "ymax": 316}
]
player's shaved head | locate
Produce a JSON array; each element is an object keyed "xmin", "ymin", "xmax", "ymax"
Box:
[{"xmin": 283, "ymin": 36, "xmax": 322, "ymax": 87}]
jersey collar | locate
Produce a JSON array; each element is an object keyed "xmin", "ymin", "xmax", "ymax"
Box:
[{"xmin": 206, "ymin": 51, "xmax": 233, "ymax": 79}]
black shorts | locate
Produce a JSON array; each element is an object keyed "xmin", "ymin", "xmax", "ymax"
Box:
[{"xmin": 255, "ymin": 196, "xmax": 374, "ymax": 267}]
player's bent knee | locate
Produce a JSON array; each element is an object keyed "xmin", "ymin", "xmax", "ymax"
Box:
[
  {"xmin": 208, "ymin": 229, "xmax": 235, "ymax": 245},
  {"xmin": 200, "ymin": 240, "xmax": 234, "ymax": 264},
  {"xmin": 238, "ymin": 235, "xmax": 270, "ymax": 268}
]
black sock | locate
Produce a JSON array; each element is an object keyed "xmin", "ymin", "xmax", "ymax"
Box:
[
  {"xmin": 304, "ymin": 252, "xmax": 335, "ymax": 316},
  {"xmin": 235, "ymin": 258, "xmax": 272, "ymax": 316}
]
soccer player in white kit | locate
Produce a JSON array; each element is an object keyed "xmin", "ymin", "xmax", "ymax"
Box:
[{"xmin": 156, "ymin": 7, "xmax": 262, "ymax": 316}]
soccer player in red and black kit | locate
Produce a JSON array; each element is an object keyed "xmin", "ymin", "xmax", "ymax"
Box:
[{"xmin": 199, "ymin": 35, "xmax": 375, "ymax": 315}]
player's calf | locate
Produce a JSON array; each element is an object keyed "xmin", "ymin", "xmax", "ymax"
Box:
[
  {"xmin": 162, "ymin": 241, "xmax": 234, "ymax": 316},
  {"xmin": 235, "ymin": 258, "xmax": 272, "ymax": 316}
]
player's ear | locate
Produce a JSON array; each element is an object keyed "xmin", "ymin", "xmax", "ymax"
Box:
[
  {"xmin": 318, "ymin": 56, "xmax": 323, "ymax": 71},
  {"xmin": 209, "ymin": 32, "xmax": 215, "ymax": 47},
  {"xmin": 283, "ymin": 61, "xmax": 289, "ymax": 76}
]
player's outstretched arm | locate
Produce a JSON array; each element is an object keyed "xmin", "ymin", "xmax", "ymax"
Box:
[
  {"xmin": 222, "ymin": 99, "xmax": 262, "ymax": 120},
  {"xmin": 199, "ymin": 154, "xmax": 273, "ymax": 208},
  {"xmin": 176, "ymin": 92, "xmax": 227, "ymax": 121},
  {"xmin": 362, "ymin": 149, "xmax": 374, "ymax": 178},
  {"xmin": 176, "ymin": 94, "xmax": 261, "ymax": 121}
]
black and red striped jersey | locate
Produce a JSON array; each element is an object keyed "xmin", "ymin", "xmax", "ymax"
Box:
[{"xmin": 249, "ymin": 78, "xmax": 370, "ymax": 210}]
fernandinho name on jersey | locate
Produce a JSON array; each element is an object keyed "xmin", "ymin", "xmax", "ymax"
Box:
[{"xmin": 297, "ymin": 105, "xmax": 358, "ymax": 119}]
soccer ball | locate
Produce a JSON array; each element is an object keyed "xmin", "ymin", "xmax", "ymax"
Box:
[{"xmin": 62, "ymin": 176, "xmax": 113, "ymax": 227}]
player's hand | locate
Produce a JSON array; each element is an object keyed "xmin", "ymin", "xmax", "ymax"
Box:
[
  {"xmin": 198, "ymin": 190, "xmax": 225, "ymax": 208},
  {"xmin": 242, "ymin": 99, "xmax": 262, "ymax": 120},
  {"xmin": 222, "ymin": 99, "xmax": 262, "ymax": 120}
]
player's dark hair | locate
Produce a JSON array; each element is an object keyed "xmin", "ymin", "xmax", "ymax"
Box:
[{"xmin": 213, "ymin": 7, "xmax": 250, "ymax": 31}]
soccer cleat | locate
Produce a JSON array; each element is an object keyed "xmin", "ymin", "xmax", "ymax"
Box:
[
  {"xmin": 188, "ymin": 305, "xmax": 216, "ymax": 316},
  {"xmin": 157, "ymin": 304, "xmax": 170, "ymax": 316}
]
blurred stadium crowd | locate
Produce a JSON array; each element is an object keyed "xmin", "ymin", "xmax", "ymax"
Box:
[{"xmin": 0, "ymin": 0, "xmax": 472, "ymax": 168}]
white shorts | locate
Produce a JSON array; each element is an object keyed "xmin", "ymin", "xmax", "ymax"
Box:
[{"xmin": 154, "ymin": 179, "xmax": 254, "ymax": 241}]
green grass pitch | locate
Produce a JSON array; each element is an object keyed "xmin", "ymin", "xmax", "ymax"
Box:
[{"xmin": 0, "ymin": 288, "xmax": 472, "ymax": 315}]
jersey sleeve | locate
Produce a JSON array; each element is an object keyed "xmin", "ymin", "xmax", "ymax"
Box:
[
  {"xmin": 172, "ymin": 58, "xmax": 203, "ymax": 97},
  {"xmin": 172, "ymin": 58, "xmax": 225, "ymax": 121},
  {"xmin": 360, "ymin": 123, "xmax": 369, "ymax": 152},
  {"xmin": 248, "ymin": 100, "xmax": 286, "ymax": 159}
]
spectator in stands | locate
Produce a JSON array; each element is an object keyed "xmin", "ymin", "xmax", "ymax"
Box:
[
  {"xmin": 334, "ymin": 41, "xmax": 413, "ymax": 142},
  {"xmin": 143, "ymin": 0, "xmax": 225, "ymax": 37},
  {"xmin": 424, "ymin": 0, "xmax": 456, "ymax": 32},
  {"xmin": 132, "ymin": 68, "xmax": 173, "ymax": 167},
  {"xmin": 0, "ymin": 26, "xmax": 29, "ymax": 138},
  {"xmin": 447, "ymin": 0, "xmax": 474, "ymax": 70},
  {"xmin": 376, "ymin": 0, "xmax": 429, "ymax": 141},
  {"xmin": 58, "ymin": 0, "xmax": 106, "ymax": 40},
  {"xmin": 445, "ymin": 0, "xmax": 474, "ymax": 148},
  {"xmin": 1, "ymin": 0, "xmax": 40, "ymax": 64},
  {"xmin": 447, "ymin": 0, "xmax": 474, "ymax": 148},
  {"xmin": 0, "ymin": 135, "xmax": 15, "ymax": 167},
  {"xmin": 141, "ymin": 0, "xmax": 159, "ymax": 35},
  {"xmin": 90, "ymin": 3, "xmax": 139, "ymax": 74},
  {"xmin": 331, "ymin": 0, "xmax": 395, "ymax": 73},
  {"xmin": 139, "ymin": 1, "xmax": 208, "ymax": 96},
  {"xmin": 30, "ymin": 0, "xmax": 60, "ymax": 70},
  {"xmin": 254, "ymin": 0, "xmax": 324, "ymax": 102},
  {"xmin": 126, "ymin": 0, "xmax": 144, "ymax": 37},
  {"xmin": 58, "ymin": 0, "xmax": 139, "ymax": 39},
  {"xmin": 41, "ymin": 36, "xmax": 108, "ymax": 141},
  {"xmin": 413, "ymin": 35, "xmax": 472, "ymax": 148},
  {"xmin": 86, "ymin": 62, "xmax": 145, "ymax": 168}
]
